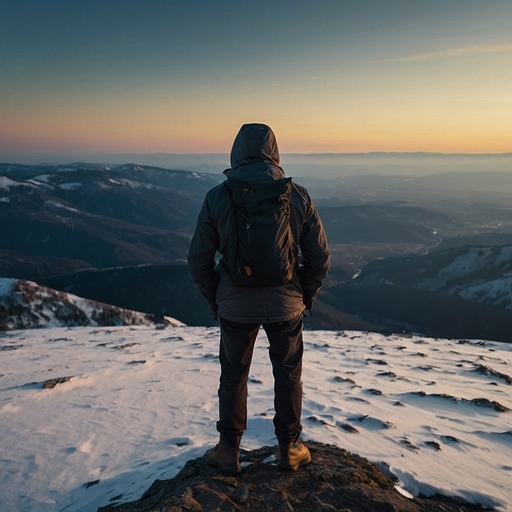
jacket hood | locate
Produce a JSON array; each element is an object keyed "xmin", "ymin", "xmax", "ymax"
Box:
[
  {"xmin": 230, "ymin": 123, "xmax": 280, "ymax": 169},
  {"xmin": 224, "ymin": 123, "xmax": 285, "ymax": 181}
]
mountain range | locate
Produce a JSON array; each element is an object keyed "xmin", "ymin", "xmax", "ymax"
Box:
[
  {"xmin": 1, "ymin": 161, "xmax": 511, "ymax": 341},
  {"xmin": 0, "ymin": 163, "xmax": 222, "ymax": 278}
]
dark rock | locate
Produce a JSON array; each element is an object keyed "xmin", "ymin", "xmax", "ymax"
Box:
[
  {"xmin": 339, "ymin": 423, "xmax": 360, "ymax": 434},
  {"xmin": 425, "ymin": 441, "xmax": 442, "ymax": 451},
  {"xmin": 334, "ymin": 376, "xmax": 357, "ymax": 385},
  {"xmin": 97, "ymin": 442, "xmax": 493, "ymax": 512},
  {"xmin": 42, "ymin": 376, "xmax": 73, "ymax": 389},
  {"xmin": 469, "ymin": 398, "xmax": 511, "ymax": 412},
  {"xmin": 472, "ymin": 365, "xmax": 512, "ymax": 385},
  {"xmin": 400, "ymin": 439, "xmax": 420, "ymax": 452}
]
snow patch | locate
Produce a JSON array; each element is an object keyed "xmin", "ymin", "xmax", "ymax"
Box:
[
  {"xmin": 58, "ymin": 182, "xmax": 83, "ymax": 190},
  {"xmin": 0, "ymin": 175, "xmax": 26, "ymax": 190},
  {"xmin": 29, "ymin": 174, "xmax": 53, "ymax": 183},
  {"xmin": 440, "ymin": 246, "xmax": 511, "ymax": 280},
  {"xmin": 0, "ymin": 278, "xmax": 17, "ymax": 297},
  {"xmin": 44, "ymin": 200, "xmax": 79, "ymax": 213},
  {"xmin": 456, "ymin": 276, "xmax": 512, "ymax": 309}
]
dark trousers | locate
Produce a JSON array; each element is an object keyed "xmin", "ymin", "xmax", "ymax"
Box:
[{"xmin": 217, "ymin": 314, "xmax": 304, "ymax": 445}]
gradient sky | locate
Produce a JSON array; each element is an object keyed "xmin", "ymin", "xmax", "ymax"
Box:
[{"xmin": 1, "ymin": 0, "xmax": 512, "ymax": 159}]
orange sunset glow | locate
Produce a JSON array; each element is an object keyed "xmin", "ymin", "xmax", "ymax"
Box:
[{"xmin": 1, "ymin": 1, "xmax": 511, "ymax": 161}]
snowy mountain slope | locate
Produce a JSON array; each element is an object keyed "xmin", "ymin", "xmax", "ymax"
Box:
[
  {"xmin": 0, "ymin": 162, "xmax": 224, "ymax": 278},
  {"xmin": 358, "ymin": 244, "xmax": 512, "ymax": 310},
  {"xmin": 0, "ymin": 326, "xmax": 511, "ymax": 511},
  {"xmin": 0, "ymin": 278, "xmax": 183, "ymax": 330},
  {"xmin": 423, "ymin": 245, "xmax": 512, "ymax": 309},
  {"xmin": 0, "ymin": 175, "xmax": 35, "ymax": 192}
]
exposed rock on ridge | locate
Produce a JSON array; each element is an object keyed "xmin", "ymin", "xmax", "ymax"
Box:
[
  {"xmin": 98, "ymin": 442, "xmax": 492, "ymax": 512},
  {"xmin": 0, "ymin": 278, "xmax": 183, "ymax": 330}
]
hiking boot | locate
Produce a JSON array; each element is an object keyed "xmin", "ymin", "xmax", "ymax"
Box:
[
  {"xmin": 205, "ymin": 435, "xmax": 241, "ymax": 474},
  {"xmin": 277, "ymin": 438, "xmax": 311, "ymax": 471}
]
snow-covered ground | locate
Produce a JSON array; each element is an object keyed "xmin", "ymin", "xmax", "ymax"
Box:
[{"xmin": 1, "ymin": 326, "xmax": 511, "ymax": 511}]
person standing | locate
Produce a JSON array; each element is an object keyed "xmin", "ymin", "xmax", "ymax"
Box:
[{"xmin": 188, "ymin": 123, "xmax": 330, "ymax": 473}]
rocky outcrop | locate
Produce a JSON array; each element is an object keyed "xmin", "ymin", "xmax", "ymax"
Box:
[
  {"xmin": 0, "ymin": 278, "xmax": 183, "ymax": 330},
  {"xmin": 98, "ymin": 442, "xmax": 492, "ymax": 512}
]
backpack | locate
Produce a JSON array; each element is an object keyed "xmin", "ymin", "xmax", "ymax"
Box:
[{"xmin": 224, "ymin": 176, "xmax": 296, "ymax": 287}]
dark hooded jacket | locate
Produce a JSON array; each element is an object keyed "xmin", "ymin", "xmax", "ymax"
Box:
[{"xmin": 188, "ymin": 123, "xmax": 330, "ymax": 324}]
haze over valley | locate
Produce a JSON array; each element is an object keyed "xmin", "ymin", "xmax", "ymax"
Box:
[{"xmin": 1, "ymin": 155, "xmax": 511, "ymax": 341}]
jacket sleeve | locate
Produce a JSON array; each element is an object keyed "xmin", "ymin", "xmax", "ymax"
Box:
[
  {"xmin": 299, "ymin": 197, "xmax": 330, "ymax": 309},
  {"xmin": 187, "ymin": 195, "xmax": 220, "ymax": 317}
]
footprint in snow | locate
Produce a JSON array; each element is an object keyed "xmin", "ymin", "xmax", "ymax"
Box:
[
  {"xmin": 347, "ymin": 414, "xmax": 394, "ymax": 430},
  {"xmin": 337, "ymin": 422, "xmax": 359, "ymax": 433}
]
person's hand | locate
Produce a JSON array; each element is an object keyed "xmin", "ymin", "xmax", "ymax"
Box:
[{"xmin": 303, "ymin": 294, "xmax": 313, "ymax": 310}]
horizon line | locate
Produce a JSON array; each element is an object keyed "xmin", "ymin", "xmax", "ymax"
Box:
[{"xmin": 52, "ymin": 150, "xmax": 512, "ymax": 157}]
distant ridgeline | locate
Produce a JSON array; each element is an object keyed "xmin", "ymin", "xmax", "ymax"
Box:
[{"xmin": 1, "ymin": 161, "xmax": 512, "ymax": 341}]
